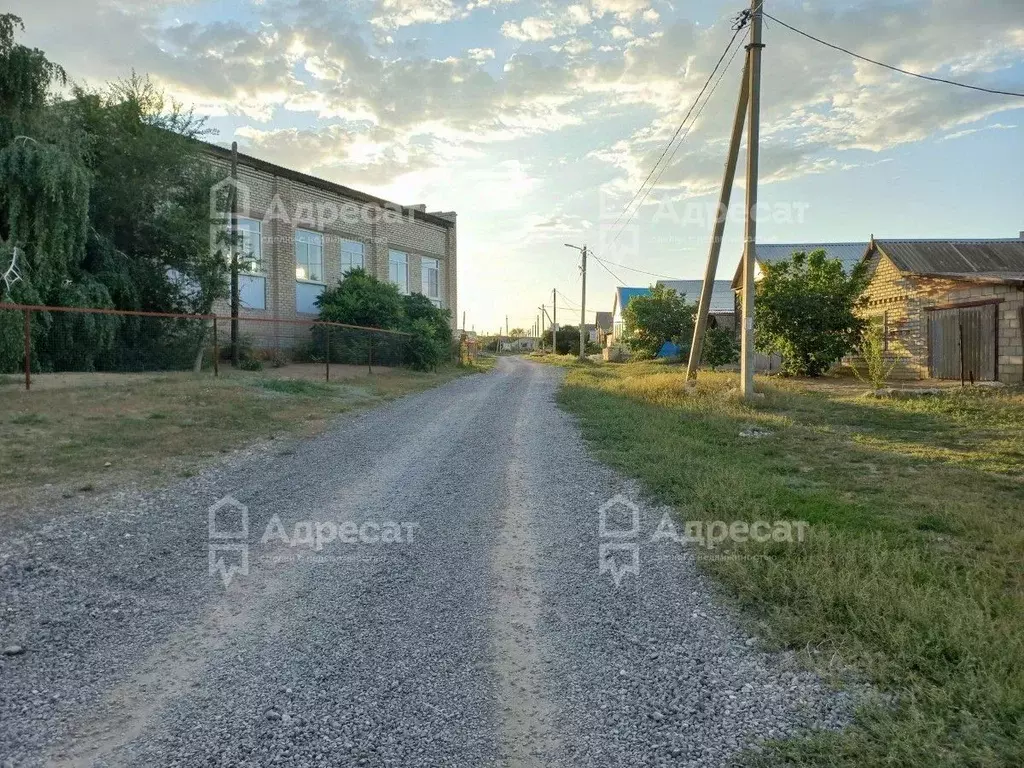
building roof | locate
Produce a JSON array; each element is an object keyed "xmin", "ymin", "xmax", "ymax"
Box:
[
  {"xmin": 874, "ymin": 239, "xmax": 1024, "ymax": 283},
  {"xmin": 613, "ymin": 287, "xmax": 651, "ymax": 317},
  {"xmin": 202, "ymin": 141, "xmax": 455, "ymax": 230},
  {"xmin": 731, "ymin": 242, "xmax": 869, "ymax": 288},
  {"xmin": 594, "ymin": 311, "xmax": 613, "ymax": 331},
  {"xmin": 656, "ymin": 279, "xmax": 735, "ymax": 313}
]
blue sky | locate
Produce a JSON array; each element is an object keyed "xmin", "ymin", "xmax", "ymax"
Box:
[{"xmin": 11, "ymin": 0, "xmax": 1024, "ymax": 333}]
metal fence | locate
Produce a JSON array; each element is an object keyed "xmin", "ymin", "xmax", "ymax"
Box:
[{"xmin": 0, "ymin": 303, "xmax": 411, "ymax": 390}]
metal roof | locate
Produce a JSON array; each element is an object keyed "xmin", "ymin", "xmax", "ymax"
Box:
[
  {"xmin": 875, "ymin": 239, "xmax": 1024, "ymax": 278},
  {"xmin": 613, "ymin": 287, "xmax": 651, "ymax": 317},
  {"xmin": 656, "ymin": 280, "xmax": 735, "ymax": 313},
  {"xmin": 731, "ymin": 242, "xmax": 869, "ymax": 287}
]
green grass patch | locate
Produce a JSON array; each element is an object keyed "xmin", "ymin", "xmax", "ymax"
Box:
[{"xmin": 551, "ymin": 360, "xmax": 1024, "ymax": 767}]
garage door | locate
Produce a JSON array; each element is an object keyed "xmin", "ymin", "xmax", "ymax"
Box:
[{"xmin": 928, "ymin": 304, "xmax": 997, "ymax": 381}]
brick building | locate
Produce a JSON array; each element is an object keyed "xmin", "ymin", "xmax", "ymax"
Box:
[
  {"xmin": 859, "ymin": 237, "xmax": 1024, "ymax": 383},
  {"xmin": 206, "ymin": 142, "xmax": 457, "ymax": 351}
]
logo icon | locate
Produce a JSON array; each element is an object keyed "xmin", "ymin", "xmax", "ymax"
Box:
[{"xmin": 208, "ymin": 495, "xmax": 249, "ymax": 587}]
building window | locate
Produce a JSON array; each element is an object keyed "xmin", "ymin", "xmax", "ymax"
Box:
[
  {"xmin": 341, "ymin": 239, "xmax": 365, "ymax": 277},
  {"xmin": 389, "ymin": 249, "xmax": 408, "ymax": 294},
  {"xmin": 295, "ymin": 229, "xmax": 324, "ymax": 283},
  {"xmin": 421, "ymin": 257, "xmax": 441, "ymax": 307},
  {"xmin": 237, "ymin": 218, "xmax": 263, "ymax": 274}
]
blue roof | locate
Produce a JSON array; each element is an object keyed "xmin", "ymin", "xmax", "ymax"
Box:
[{"xmin": 614, "ymin": 286, "xmax": 651, "ymax": 316}]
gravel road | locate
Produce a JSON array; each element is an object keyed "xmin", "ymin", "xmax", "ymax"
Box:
[{"xmin": 0, "ymin": 357, "xmax": 853, "ymax": 767}]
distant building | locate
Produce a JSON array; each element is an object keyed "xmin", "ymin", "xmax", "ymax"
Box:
[{"xmin": 656, "ymin": 279, "xmax": 736, "ymax": 330}]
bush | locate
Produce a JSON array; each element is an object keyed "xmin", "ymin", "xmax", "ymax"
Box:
[
  {"xmin": 702, "ymin": 326, "xmax": 739, "ymax": 369},
  {"xmin": 622, "ymin": 285, "xmax": 696, "ymax": 359},
  {"xmin": 854, "ymin": 323, "xmax": 897, "ymax": 389}
]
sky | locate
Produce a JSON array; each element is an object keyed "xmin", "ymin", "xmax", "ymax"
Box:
[{"xmin": 10, "ymin": 0, "xmax": 1024, "ymax": 334}]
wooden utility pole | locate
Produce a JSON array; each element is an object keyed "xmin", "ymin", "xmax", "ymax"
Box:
[
  {"xmin": 740, "ymin": 0, "xmax": 764, "ymax": 399},
  {"xmin": 505, "ymin": 315, "xmax": 509, "ymax": 337},
  {"xmin": 462, "ymin": 310, "xmax": 466, "ymax": 331},
  {"xmin": 229, "ymin": 141, "xmax": 240, "ymax": 368},
  {"xmin": 686, "ymin": 57, "xmax": 751, "ymax": 385},
  {"xmin": 551, "ymin": 289, "xmax": 557, "ymax": 352},
  {"xmin": 579, "ymin": 246, "xmax": 588, "ymax": 361}
]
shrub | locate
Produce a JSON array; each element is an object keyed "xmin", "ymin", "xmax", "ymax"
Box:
[{"xmin": 701, "ymin": 326, "xmax": 739, "ymax": 369}]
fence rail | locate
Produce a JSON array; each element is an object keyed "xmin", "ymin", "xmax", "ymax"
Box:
[{"xmin": 0, "ymin": 302, "xmax": 412, "ymax": 390}]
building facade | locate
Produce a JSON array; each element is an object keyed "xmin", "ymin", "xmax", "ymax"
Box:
[
  {"xmin": 207, "ymin": 143, "xmax": 457, "ymax": 350},
  {"xmin": 858, "ymin": 238, "xmax": 1024, "ymax": 383}
]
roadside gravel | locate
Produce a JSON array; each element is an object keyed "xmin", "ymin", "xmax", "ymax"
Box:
[{"xmin": 0, "ymin": 357, "xmax": 854, "ymax": 767}]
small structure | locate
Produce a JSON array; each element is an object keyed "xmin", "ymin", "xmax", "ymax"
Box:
[{"xmin": 858, "ymin": 236, "xmax": 1024, "ymax": 383}]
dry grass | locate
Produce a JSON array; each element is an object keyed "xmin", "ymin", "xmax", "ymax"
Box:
[
  {"xmin": 551, "ymin": 359, "xmax": 1024, "ymax": 767},
  {"xmin": 0, "ymin": 361, "xmax": 490, "ymax": 515}
]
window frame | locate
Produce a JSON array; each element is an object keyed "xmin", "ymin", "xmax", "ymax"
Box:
[
  {"xmin": 295, "ymin": 228, "xmax": 325, "ymax": 284},
  {"xmin": 421, "ymin": 256, "xmax": 441, "ymax": 307},
  {"xmin": 340, "ymin": 238, "xmax": 365, "ymax": 278},
  {"xmin": 235, "ymin": 217, "xmax": 264, "ymax": 275},
  {"xmin": 388, "ymin": 249, "xmax": 409, "ymax": 294}
]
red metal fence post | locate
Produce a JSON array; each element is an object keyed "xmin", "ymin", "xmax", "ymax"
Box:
[
  {"xmin": 325, "ymin": 325, "xmax": 331, "ymax": 383},
  {"xmin": 23, "ymin": 309, "xmax": 30, "ymax": 391},
  {"xmin": 213, "ymin": 317, "xmax": 219, "ymax": 377}
]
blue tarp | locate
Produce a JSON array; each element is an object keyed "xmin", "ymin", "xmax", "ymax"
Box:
[{"xmin": 657, "ymin": 341, "xmax": 681, "ymax": 358}]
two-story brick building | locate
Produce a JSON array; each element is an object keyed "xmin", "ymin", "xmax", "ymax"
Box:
[{"xmin": 206, "ymin": 142, "xmax": 457, "ymax": 352}]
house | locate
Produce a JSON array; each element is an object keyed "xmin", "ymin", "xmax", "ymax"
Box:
[
  {"xmin": 205, "ymin": 142, "xmax": 457, "ymax": 350},
  {"xmin": 730, "ymin": 242, "xmax": 869, "ymax": 372},
  {"xmin": 656, "ymin": 279, "xmax": 736, "ymax": 330},
  {"xmin": 594, "ymin": 311, "xmax": 613, "ymax": 344},
  {"xmin": 729, "ymin": 242, "xmax": 869, "ymax": 288},
  {"xmin": 610, "ymin": 287, "xmax": 651, "ymax": 342},
  {"xmin": 858, "ymin": 236, "xmax": 1024, "ymax": 383}
]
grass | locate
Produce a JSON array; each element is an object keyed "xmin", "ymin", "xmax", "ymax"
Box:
[
  {"xmin": 0, "ymin": 360, "xmax": 491, "ymax": 515},
  {"xmin": 548, "ymin": 359, "xmax": 1024, "ymax": 767}
]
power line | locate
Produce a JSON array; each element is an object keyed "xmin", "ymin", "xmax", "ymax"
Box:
[
  {"xmin": 589, "ymin": 255, "xmax": 678, "ymax": 280},
  {"xmin": 604, "ymin": 18, "xmax": 751, "ymax": 247},
  {"xmin": 588, "ymin": 251, "xmax": 628, "ymax": 286},
  {"xmin": 606, "ymin": 26, "xmax": 749, "ymax": 249},
  {"xmin": 764, "ymin": 12, "xmax": 1024, "ymax": 99},
  {"xmin": 556, "ymin": 289, "xmax": 580, "ymax": 310}
]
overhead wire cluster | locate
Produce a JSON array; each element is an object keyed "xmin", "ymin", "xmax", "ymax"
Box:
[{"xmin": 531, "ymin": 2, "xmax": 1022, "ymax": 326}]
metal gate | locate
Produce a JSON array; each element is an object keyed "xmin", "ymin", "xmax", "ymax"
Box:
[{"xmin": 928, "ymin": 303, "xmax": 997, "ymax": 381}]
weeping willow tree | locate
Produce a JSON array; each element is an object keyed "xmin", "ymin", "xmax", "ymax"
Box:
[{"xmin": 0, "ymin": 14, "xmax": 227, "ymax": 372}]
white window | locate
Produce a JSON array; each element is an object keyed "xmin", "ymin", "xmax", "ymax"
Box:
[
  {"xmin": 237, "ymin": 218, "xmax": 263, "ymax": 274},
  {"xmin": 389, "ymin": 249, "xmax": 408, "ymax": 294},
  {"xmin": 341, "ymin": 239, "xmax": 365, "ymax": 277},
  {"xmin": 295, "ymin": 229, "xmax": 324, "ymax": 283},
  {"xmin": 421, "ymin": 257, "xmax": 441, "ymax": 307}
]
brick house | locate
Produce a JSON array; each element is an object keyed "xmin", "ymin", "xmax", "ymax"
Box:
[
  {"xmin": 205, "ymin": 142, "xmax": 457, "ymax": 351},
  {"xmin": 858, "ymin": 237, "xmax": 1024, "ymax": 383}
]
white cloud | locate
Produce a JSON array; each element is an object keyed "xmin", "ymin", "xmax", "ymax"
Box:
[
  {"xmin": 370, "ymin": 0, "xmax": 463, "ymax": 29},
  {"xmin": 610, "ymin": 25, "xmax": 634, "ymax": 40},
  {"xmin": 502, "ymin": 17, "xmax": 559, "ymax": 42}
]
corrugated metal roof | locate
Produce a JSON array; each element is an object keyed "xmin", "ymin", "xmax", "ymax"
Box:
[
  {"xmin": 876, "ymin": 239, "xmax": 1024, "ymax": 278},
  {"xmin": 656, "ymin": 280, "xmax": 735, "ymax": 313},
  {"xmin": 731, "ymin": 242, "xmax": 869, "ymax": 287}
]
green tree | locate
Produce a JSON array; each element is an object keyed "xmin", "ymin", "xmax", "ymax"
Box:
[
  {"xmin": 755, "ymin": 250, "xmax": 868, "ymax": 376},
  {"xmin": 701, "ymin": 325, "xmax": 739, "ymax": 369},
  {"xmin": 316, "ymin": 268, "xmax": 404, "ymax": 329},
  {"xmin": 622, "ymin": 285, "xmax": 696, "ymax": 359},
  {"xmin": 400, "ymin": 292, "xmax": 453, "ymax": 371},
  {"xmin": 0, "ymin": 16, "xmax": 226, "ymax": 372}
]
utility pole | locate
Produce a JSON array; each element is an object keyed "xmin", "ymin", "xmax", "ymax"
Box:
[
  {"xmin": 741, "ymin": 0, "xmax": 764, "ymax": 399},
  {"xmin": 565, "ymin": 244, "xmax": 588, "ymax": 361},
  {"xmin": 229, "ymin": 141, "xmax": 240, "ymax": 368},
  {"xmin": 505, "ymin": 315, "xmax": 509, "ymax": 337},
  {"xmin": 536, "ymin": 314, "xmax": 540, "ymax": 339},
  {"xmin": 551, "ymin": 288, "xmax": 557, "ymax": 352},
  {"xmin": 580, "ymin": 246, "xmax": 588, "ymax": 360},
  {"xmin": 462, "ymin": 310, "xmax": 466, "ymax": 331},
  {"xmin": 685, "ymin": 56, "xmax": 751, "ymax": 386}
]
